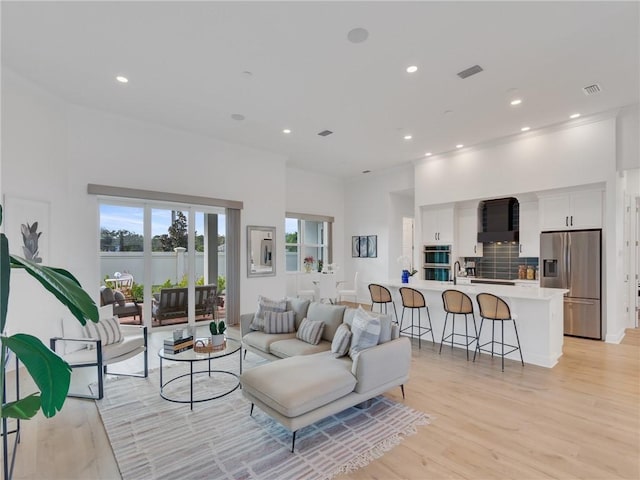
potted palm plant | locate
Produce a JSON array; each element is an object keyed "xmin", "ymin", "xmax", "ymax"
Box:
[{"xmin": 0, "ymin": 205, "xmax": 98, "ymax": 422}]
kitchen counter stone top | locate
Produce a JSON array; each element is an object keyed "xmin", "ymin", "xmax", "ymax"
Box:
[{"xmin": 385, "ymin": 279, "xmax": 567, "ymax": 300}]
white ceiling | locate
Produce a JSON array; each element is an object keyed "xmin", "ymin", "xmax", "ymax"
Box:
[{"xmin": 2, "ymin": 1, "xmax": 639, "ymax": 178}]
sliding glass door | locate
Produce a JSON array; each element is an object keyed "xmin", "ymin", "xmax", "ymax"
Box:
[{"xmin": 99, "ymin": 201, "xmax": 226, "ymax": 329}]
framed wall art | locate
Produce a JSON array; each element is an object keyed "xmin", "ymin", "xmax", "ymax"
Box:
[
  {"xmin": 3, "ymin": 196, "xmax": 50, "ymax": 264},
  {"xmin": 367, "ymin": 235, "xmax": 377, "ymax": 258},
  {"xmin": 352, "ymin": 235, "xmax": 378, "ymax": 258},
  {"xmin": 351, "ymin": 236, "xmax": 360, "ymax": 257}
]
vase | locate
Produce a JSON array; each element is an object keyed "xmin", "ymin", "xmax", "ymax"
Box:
[
  {"xmin": 211, "ymin": 334, "xmax": 225, "ymax": 347},
  {"xmin": 304, "ymin": 264, "xmax": 312, "ymax": 273},
  {"xmin": 401, "ymin": 270, "xmax": 410, "ymax": 284}
]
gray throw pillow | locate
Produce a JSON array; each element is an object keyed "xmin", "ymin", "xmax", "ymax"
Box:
[
  {"xmin": 331, "ymin": 324, "xmax": 352, "ymax": 357},
  {"xmin": 101, "ymin": 287, "xmax": 115, "ymax": 305},
  {"xmin": 296, "ymin": 318, "xmax": 325, "ymax": 345},
  {"xmin": 349, "ymin": 307, "xmax": 381, "ymax": 359},
  {"xmin": 250, "ymin": 295, "xmax": 287, "ymax": 331},
  {"xmin": 263, "ymin": 310, "xmax": 296, "ymax": 334},
  {"xmin": 113, "ymin": 290, "xmax": 126, "ymax": 307},
  {"xmin": 286, "ymin": 297, "xmax": 311, "ymax": 330}
]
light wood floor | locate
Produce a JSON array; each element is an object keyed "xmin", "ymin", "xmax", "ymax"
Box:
[{"xmin": 3, "ymin": 323, "xmax": 639, "ymax": 479}]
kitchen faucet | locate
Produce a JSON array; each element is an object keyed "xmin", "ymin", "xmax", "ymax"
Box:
[{"xmin": 453, "ymin": 261, "xmax": 461, "ymax": 285}]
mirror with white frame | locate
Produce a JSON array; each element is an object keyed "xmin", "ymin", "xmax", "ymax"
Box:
[{"xmin": 247, "ymin": 225, "xmax": 276, "ymax": 277}]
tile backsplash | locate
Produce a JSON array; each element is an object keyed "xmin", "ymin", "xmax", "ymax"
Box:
[{"xmin": 465, "ymin": 243, "xmax": 538, "ymax": 280}]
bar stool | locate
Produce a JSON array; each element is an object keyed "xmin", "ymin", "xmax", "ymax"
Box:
[
  {"xmin": 440, "ymin": 289, "xmax": 478, "ymax": 360},
  {"xmin": 368, "ymin": 284, "xmax": 398, "ymax": 323},
  {"xmin": 398, "ymin": 287, "xmax": 434, "ymax": 349},
  {"xmin": 474, "ymin": 293, "xmax": 524, "ymax": 372}
]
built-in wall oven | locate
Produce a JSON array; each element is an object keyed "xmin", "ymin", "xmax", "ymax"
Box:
[{"xmin": 423, "ymin": 245, "xmax": 451, "ymax": 281}]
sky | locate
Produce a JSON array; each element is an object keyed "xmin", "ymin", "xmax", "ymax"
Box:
[{"xmin": 100, "ymin": 204, "xmax": 225, "ymax": 236}]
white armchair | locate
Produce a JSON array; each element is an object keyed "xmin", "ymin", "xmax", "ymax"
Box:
[{"xmin": 50, "ymin": 312, "xmax": 148, "ymax": 400}]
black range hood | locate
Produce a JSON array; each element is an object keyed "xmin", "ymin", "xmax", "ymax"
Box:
[{"xmin": 477, "ymin": 198, "xmax": 519, "ymax": 243}]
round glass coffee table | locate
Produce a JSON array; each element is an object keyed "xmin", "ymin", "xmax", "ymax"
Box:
[{"xmin": 158, "ymin": 338, "xmax": 242, "ymax": 410}]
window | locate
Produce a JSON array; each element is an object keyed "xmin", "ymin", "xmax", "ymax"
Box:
[{"xmin": 285, "ymin": 213, "xmax": 334, "ymax": 272}]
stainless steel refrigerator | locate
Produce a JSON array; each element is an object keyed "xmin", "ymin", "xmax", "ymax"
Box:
[{"xmin": 540, "ymin": 229, "xmax": 602, "ymax": 339}]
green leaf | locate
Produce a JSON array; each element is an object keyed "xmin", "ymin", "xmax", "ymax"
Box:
[
  {"xmin": 4, "ymin": 333, "xmax": 71, "ymax": 417},
  {"xmin": 9, "ymin": 256, "xmax": 98, "ymax": 325},
  {"xmin": 2, "ymin": 393, "xmax": 41, "ymax": 419},
  {"xmin": 1, "ymin": 233, "xmax": 10, "ymax": 333}
]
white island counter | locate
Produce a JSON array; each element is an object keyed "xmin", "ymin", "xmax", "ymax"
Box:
[{"xmin": 378, "ymin": 279, "xmax": 569, "ymax": 368}]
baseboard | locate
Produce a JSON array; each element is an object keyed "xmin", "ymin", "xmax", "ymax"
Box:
[{"xmin": 605, "ymin": 329, "xmax": 626, "ymax": 344}]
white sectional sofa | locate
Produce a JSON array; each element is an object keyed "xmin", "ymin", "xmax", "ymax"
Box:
[{"xmin": 239, "ymin": 298, "xmax": 412, "ymax": 451}]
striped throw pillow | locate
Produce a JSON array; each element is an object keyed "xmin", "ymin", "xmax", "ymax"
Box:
[
  {"xmin": 349, "ymin": 307, "xmax": 381, "ymax": 359},
  {"xmin": 85, "ymin": 316, "xmax": 123, "ymax": 348},
  {"xmin": 331, "ymin": 324, "xmax": 352, "ymax": 357},
  {"xmin": 250, "ymin": 295, "xmax": 287, "ymax": 331},
  {"xmin": 263, "ymin": 310, "xmax": 296, "ymax": 334},
  {"xmin": 296, "ymin": 318, "xmax": 325, "ymax": 345}
]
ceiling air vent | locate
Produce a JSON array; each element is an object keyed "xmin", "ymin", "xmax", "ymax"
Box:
[
  {"xmin": 583, "ymin": 84, "xmax": 601, "ymax": 96},
  {"xmin": 457, "ymin": 64, "xmax": 484, "ymax": 79},
  {"xmin": 318, "ymin": 130, "xmax": 333, "ymax": 137}
]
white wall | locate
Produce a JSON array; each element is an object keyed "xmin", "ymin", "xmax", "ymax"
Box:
[
  {"xmin": 2, "ymin": 69, "xmax": 72, "ymax": 343},
  {"xmin": 1, "ymin": 69, "xmax": 297, "ymax": 344},
  {"xmin": 413, "ymin": 114, "xmax": 633, "ymax": 342},
  {"xmin": 415, "ymin": 117, "xmax": 616, "ymax": 206},
  {"xmin": 343, "ymin": 166, "xmax": 414, "ymax": 302},
  {"xmin": 285, "ymin": 167, "xmax": 346, "ymax": 296},
  {"xmin": 617, "ymin": 106, "xmax": 640, "ymax": 171}
]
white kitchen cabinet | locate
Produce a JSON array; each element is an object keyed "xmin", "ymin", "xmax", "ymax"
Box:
[
  {"xmin": 456, "ymin": 205, "xmax": 483, "ymax": 257},
  {"xmin": 518, "ymin": 200, "xmax": 539, "ymax": 257},
  {"xmin": 422, "ymin": 205, "xmax": 454, "ymax": 245},
  {"xmin": 539, "ymin": 190, "xmax": 603, "ymax": 231}
]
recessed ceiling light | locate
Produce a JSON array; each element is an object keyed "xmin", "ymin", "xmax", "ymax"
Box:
[
  {"xmin": 115, "ymin": 75, "xmax": 128, "ymax": 84},
  {"xmin": 404, "ymin": 135, "xmax": 412, "ymax": 140},
  {"xmin": 425, "ymin": 152, "xmax": 432, "ymax": 157},
  {"xmin": 570, "ymin": 113, "xmax": 581, "ymax": 119},
  {"xmin": 347, "ymin": 27, "xmax": 369, "ymax": 44},
  {"xmin": 406, "ymin": 65, "xmax": 418, "ymax": 73},
  {"xmin": 521, "ymin": 126, "xmax": 530, "ymax": 132},
  {"xmin": 510, "ymin": 99, "xmax": 522, "ymax": 106},
  {"xmin": 283, "ymin": 129, "xmax": 292, "ymax": 134},
  {"xmin": 456, "ymin": 144, "xmax": 464, "ymax": 149}
]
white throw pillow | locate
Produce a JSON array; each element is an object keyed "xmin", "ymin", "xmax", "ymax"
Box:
[
  {"xmin": 331, "ymin": 324, "xmax": 352, "ymax": 357},
  {"xmin": 84, "ymin": 316, "xmax": 123, "ymax": 348},
  {"xmin": 296, "ymin": 318, "xmax": 325, "ymax": 345},
  {"xmin": 250, "ymin": 295, "xmax": 287, "ymax": 331},
  {"xmin": 349, "ymin": 307, "xmax": 381, "ymax": 359}
]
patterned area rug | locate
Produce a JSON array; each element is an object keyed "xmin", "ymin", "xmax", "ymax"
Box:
[{"xmin": 95, "ymin": 355, "xmax": 429, "ymax": 480}]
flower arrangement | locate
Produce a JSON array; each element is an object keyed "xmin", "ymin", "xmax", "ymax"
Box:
[{"xmin": 303, "ymin": 256, "xmax": 314, "ymax": 273}]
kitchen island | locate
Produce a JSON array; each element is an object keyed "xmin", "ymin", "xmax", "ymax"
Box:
[{"xmin": 379, "ymin": 279, "xmax": 569, "ymax": 368}]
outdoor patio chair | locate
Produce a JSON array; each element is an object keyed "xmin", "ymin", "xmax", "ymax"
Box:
[{"xmin": 100, "ymin": 286, "xmax": 141, "ymax": 323}]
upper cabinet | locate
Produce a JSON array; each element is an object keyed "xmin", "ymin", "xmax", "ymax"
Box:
[
  {"xmin": 422, "ymin": 205, "xmax": 455, "ymax": 245},
  {"xmin": 518, "ymin": 200, "xmax": 539, "ymax": 257},
  {"xmin": 457, "ymin": 205, "xmax": 483, "ymax": 257},
  {"xmin": 539, "ymin": 190, "xmax": 603, "ymax": 231}
]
